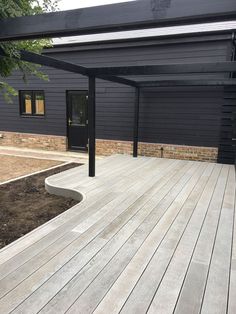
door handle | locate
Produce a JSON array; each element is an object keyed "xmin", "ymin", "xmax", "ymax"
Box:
[{"xmin": 68, "ymin": 118, "xmax": 72, "ymax": 126}]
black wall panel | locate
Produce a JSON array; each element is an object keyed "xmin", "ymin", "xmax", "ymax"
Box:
[{"xmin": 0, "ymin": 36, "xmax": 232, "ymax": 148}]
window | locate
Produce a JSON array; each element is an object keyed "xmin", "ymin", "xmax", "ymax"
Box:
[{"xmin": 19, "ymin": 91, "xmax": 45, "ymax": 116}]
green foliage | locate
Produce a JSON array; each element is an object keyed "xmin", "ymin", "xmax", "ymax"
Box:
[{"xmin": 0, "ymin": 0, "xmax": 58, "ymax": 101}]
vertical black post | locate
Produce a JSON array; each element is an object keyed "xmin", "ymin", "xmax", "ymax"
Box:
[
  {"xmin": 133, "ymin": 87, "xmax": 140, "ymax": 157},
  {"xmin": 88, "ymin": 76, "xmax": 96, "ymax": 177}
]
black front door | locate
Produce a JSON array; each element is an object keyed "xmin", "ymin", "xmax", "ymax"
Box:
[{"xmin": 67, "ymin": 91, "xmax": 88, "ymax": 151}]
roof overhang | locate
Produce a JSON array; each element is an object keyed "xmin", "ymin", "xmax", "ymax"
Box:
[{"xmin": 0, "ymin": 0, "xmax": 236, "ymax": 41}]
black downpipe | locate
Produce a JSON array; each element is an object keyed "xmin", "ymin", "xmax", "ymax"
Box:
[{"xmin": 133, "ymin": 87, "xmax": 140, "ymax": 157}]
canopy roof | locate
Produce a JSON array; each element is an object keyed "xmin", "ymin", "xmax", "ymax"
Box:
[{"xmin": 0, "ymin": 0, "xmax": 236, "ymax": 41}]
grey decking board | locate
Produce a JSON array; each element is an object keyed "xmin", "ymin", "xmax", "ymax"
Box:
[
  {"xmin": 0, "ymin": 156, "xmax": 234, "ymax": 314},
  {"xmin": 30, "ymin": 161, "xmax": 195, "ymax": 312},
  {"xmin": 0, "ymin": 158, "xmax": 164, "ymax": 290},
  {"xmin": 174, "ymin": 165, "xmax": 234, "ymax": 314},
  {"xmin": 0, "ymin": 156, "xmax": 148, "ymax": 271},
  {"xmin": 121, "ymin": 163, "xmax": 222, "ymax": 314},
  {"xmin": 200, "ymin": 165, "xmax": 235, "ymax": 314},
  {"xmin": 93, "ymin": 163, "xmax": 211, "ymax": 314},
  {"xmin": 63, "ymin": 163, "xmax": 202, "ymax": 313},
  {"xmin": 11, "ymin": 160, "xmax": 190, "ymax": 313},
  {"xmin": 228, "ymin": 190, "xmax": 236, "ymax": 314},
  {"xmin": 1, "ymin": 158, "xmax": 184, "ymax": 312},
  {"xmin": 147, "ymin": 164, "xmax": 228, "ymax": 314},
  {"xmin": 118, "ymin": 163, "xmax": 216, "ymax": 314}
]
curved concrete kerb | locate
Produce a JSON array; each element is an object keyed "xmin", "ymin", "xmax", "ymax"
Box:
[{"xmin": 45, "ymin": 164, "xmax": 86, "ymax": 202}]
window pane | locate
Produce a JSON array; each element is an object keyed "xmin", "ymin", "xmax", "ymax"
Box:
[
  {"xmin": 71, "ymin": 94, "xmax": 86, "ymax": 125},
  {"xmin": 35, "ymin": 93, "xmax": 45, "ymax": 115},
  {"xmin": 22, "ymin": 92, "xmax": 32, "ymax": 114}
]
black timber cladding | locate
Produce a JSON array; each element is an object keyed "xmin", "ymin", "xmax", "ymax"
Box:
[
  {"xmin": 0, "ymin": 35, "xmax": 232, "ymax": 149},
  {"xmin": 218, "ymin": 87, "xmax": 236, "ymax": 164}
]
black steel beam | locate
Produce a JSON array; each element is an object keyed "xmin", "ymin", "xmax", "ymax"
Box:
[
  {"xmin": 88, "ymin": 62, "xmax": 236, "ymax": 76},
  {"xmin": 0, "ymin": 0, "xmax": 236, "ymax": 41},
  {"xmin": 20, "ymin": 50, "xmax": 89, "ymax": 75},
  {"xmin": 88, "ymin": 76, "xmax": 96, "ymax": 177},
  {"xmin": 99, "ymin": 75, "xmax": 137, "ymax": 87},
  {"xmin": 133, "ymin": 87, "xmax": 140, "ymax": 158},
  {"xmin": 138, "ymin": 79, "xmax": 236, "ymax": 87},
  {"xmin": 0, "ymin": 48, "xmax": 136, "ymax": 87}
]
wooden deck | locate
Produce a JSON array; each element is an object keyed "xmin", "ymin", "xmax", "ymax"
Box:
[{"xmin": 0, "ymin": 155, "xmax": 235, "ymax": 314}]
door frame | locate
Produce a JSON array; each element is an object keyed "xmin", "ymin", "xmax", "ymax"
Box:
[{"xmin": 66, "ymin": 90, "xmax": 88, "ymax": 152}]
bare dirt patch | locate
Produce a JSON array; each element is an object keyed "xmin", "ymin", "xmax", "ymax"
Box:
[
  {"xmin": 0, "ymin": 163, "xmax": 81, "ymax": 249},
  {"xmin": 0, "ymin": 154, "xmax": 63, "ymax": 183}
]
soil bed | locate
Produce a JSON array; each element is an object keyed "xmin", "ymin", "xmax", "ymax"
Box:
[{"xmin": 0, "ymin": 163, "xmax": 81, "ymax": 249}]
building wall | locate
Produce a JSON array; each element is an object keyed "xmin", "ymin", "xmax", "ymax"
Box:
[{"xmin": 0, "ymin": 34, "xmax": 232, "ymax": 161}]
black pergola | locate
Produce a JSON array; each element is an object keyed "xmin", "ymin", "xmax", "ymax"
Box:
[{"xmin": 0, "ymin": 0, "xmax": 236, "ymax": 176}]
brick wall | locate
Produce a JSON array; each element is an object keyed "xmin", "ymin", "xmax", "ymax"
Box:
[
  {"xmin": 0, "ymin": 132, "xmax": 218, "ymax": 162},
  {"xmin": 96, "ymin": 139, "xmax": 218, "ymax": 162},
  {"xmin": 0, "ymin": 131, "xmax": 67, "ymax": 151}
]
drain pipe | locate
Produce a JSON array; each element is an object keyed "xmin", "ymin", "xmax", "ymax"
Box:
[{"xmin": 160, "ymin": 147, "xmax": 164, "ymax": 158}]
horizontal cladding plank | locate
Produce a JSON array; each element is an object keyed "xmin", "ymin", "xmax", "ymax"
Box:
[
  {"xmin": 138, "ymin": 137, "xmax": 220, "ymax": 144},
  {"xmin": 51, "ymin": 54, "xmax": 227, "ymax": 67},
  {"xmin": 98, "ymin": 111, "xmax": 221, "ymax": 117},
  {"xmin": 0, "ymin": 121, "xmax": 66, "ymax": 128},
  {"xmin": 140, "ymin": 99, "xmax": 223, "ymax": 103},
  {"xmin": 96, "ymin": 120, "xmax": 221, "ymax": 128},
  {"xmin": 0, "ymin": 127, "xmax": 66, "ymax": 134},
  {"xmin": 97, "ymin": 129, "xmax": 219, "ymax": 138},
  {"xmin": 139, "ymin": 114, "xmax": 221, "ymax": 120},
  {"xmin": 219, "ymin": 142, "xmax": 235, "ymax": 147},
  {"xmin": 138, "ymin": 110, "xmax": 221, "ymax": 115},
  {"xmin": 119, "ymin": 105, "xmax": 212, "ymax": 114},
  {"xmin": 47, "ymin": 36, "xmax": 231, "ymax": 52},
  {"xmin": 138, "ymin": 121, "xmax": 220, "ymax": 127},
  {"xmin": 139, "ymin": 128, "xmax": 220, "ymax": 135},
  {"xmin": 138, "ymin": 131, "xmax": 220, "ymax": 138},
  {"xmin": 97, "ymin": 126, "xmax": 220, "ymax": 135},
  {"xmin": 89, "ymin": 62, "xmax": 236, "ymax": 76},
  {"xmin": 0, "ymin": 129, "xmax": 66, "ymax": 136},
  {"xmin": 218, "ymin": 148, "xmax": 235, "ymax": 154},
  {"xmin": 97, "ymin": 116, "xmax": 221, "ymax": 123},
  {"xmin": 218, "ymin": 153, "xmax": 235, "ymax": 158},
  {"xmin": 140, "ymin": 110, "xmax": 221, "ymax": 114},
  {"xmin": 218, "ymin": 141, "xmax": 235, "ymax": 146},
  {"xmin": 141, "ymin": 90, "xmax": 223, "ymax": 95},
  {"xmin": 110, "ymin": 89, "xmax": 221, "ymax": 93},
  {"xmin": 51, "ymin": 59, "xmax": 228, "ymax": 70},
  {"xmin": 139, "ymin": 104, "xmax": 222, "ymax": 109},
  {"xmin": 140, "ymin": 97, "xmax": 224, "ymax": 100},
  {"xmin": 138, "ymin": 132, "xmax": 220, "ymax": 139},
  {"xmin": 51, "ymin": 43, "xmax": 228, "ymax": 59},
  {"xmin": 48, "ymin": 50, "xmax": 229, "ymax": 61},
  {"xmin": 100, "ymin": 126, "xmax": 218, "ymax": 133},
  {"xmin": 138, "ymin": 138, "xmax": 219, "ymax": 146},
  {"xmin": 97, "ymin": 95, "xmax": 224, "ymax": 101}
]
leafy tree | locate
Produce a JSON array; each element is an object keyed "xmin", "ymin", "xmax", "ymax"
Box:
[{"xmin": 0, "ymin": 0, "xmax": 58, "ymax": 101}]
